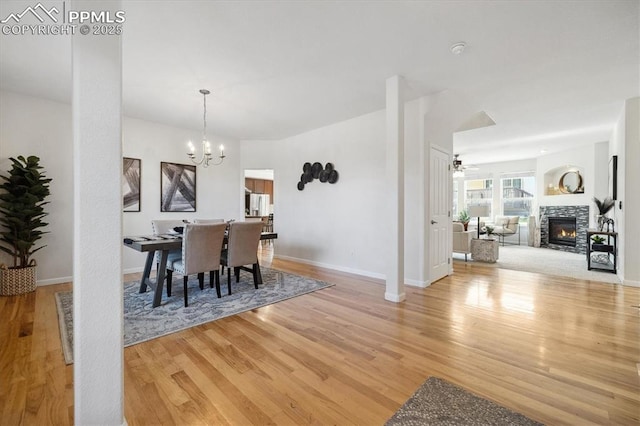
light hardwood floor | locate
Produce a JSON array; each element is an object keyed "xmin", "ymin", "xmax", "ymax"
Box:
[{"xmin": 1, "ymin": 246, "xmax": 639, "ymax": 425}]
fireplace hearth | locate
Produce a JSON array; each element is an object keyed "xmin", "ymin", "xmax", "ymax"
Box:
[{"xmin": 548, "ymin": 217, "xmax": 576, "ymax": 247}]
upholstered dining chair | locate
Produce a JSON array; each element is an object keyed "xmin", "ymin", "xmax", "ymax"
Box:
[
  {"xmin": 193, "ymin": 218, "xmax": 225, "ymax": 224},
  {"xmin": 220, "ymin": 221, "xmax": 264, "ymax": 295},
  {"xmin": 151, "ymin": 219, "xmax": 185, "ymax": 274},
  {"xmin": 165, "ymin": 223, "xmax": 227, "ymax": 307}
]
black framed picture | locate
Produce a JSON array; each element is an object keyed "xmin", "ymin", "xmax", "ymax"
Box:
[
  {"xmin": 160, "ymin": 162, "xmax": 196, "ymax": 212},
  {"xmin": 123, "ymin": 157, "xmax": 141, "ymax": 212},
  {"xmin": 608, "ymin": 155, "xmax": 617, "ymax": 200}
]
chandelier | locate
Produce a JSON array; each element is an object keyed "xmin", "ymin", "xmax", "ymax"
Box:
[{"xmin": 187, "ymin": 89, "xmax": 225, "ymax": 167}]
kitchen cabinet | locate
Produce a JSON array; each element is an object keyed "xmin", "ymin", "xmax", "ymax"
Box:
[{"xmin": 245, "ymin": 178, "xmax": 274, "ymax": 203}]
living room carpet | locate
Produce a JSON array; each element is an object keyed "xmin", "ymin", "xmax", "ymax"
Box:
[
  {"xmin": 453, "ymin": 245, "xmax": 621, "ymax": 284},
  {"xmin": 385, "ymin": 377, "xmax": 542, "ymax": 426},
  {"xmin": 55, "ymin": 267, "xmax": 333, "ymax": 364}
]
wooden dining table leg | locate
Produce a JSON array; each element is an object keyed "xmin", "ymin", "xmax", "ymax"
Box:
[
  {"xmin": 152, "ymin": 251, "xmax": 169, "ymax": 308},
  {"xmin": 138, "ymin": 251, "xmax": 155, "ymax": 293},
  {"xmin": 255, "ymin": 260, "xmax": 263, "ymax": 285}
]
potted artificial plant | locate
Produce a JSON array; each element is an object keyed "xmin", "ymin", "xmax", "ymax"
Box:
[
  {"xmin": 458, "ymin": 209, "xmax": 470, "ymax": 231},
  {"xmin": 485, "ymin": 225, "xmax": 495, "ymax": 239},
  {"xmin": 591, "ymin": 235, "xmax": 613, "ymax": 252},
  {"xmin": 0, "ymin": 156, "xmax": 52, "ymax": 295},
  {"xmin": 593, "ymin": 196, "xmax": 615, "ymax": 231}
]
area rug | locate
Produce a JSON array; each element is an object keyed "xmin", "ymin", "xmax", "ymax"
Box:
[
  {"xmin": 55, "ymin": 267, "xmax": 333, "ymax": 364},
  {"xmin": 453, "ymin": 244, "xmax": 620, "ymax": 284},
  {"xmin": 385, "ymin": 377, "xmax": 542, "ymax": 426}
]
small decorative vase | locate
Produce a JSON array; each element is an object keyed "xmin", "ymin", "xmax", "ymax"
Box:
[{"xmin": 596, "ymin": 215, "xmax": 605, "ymax": 231}]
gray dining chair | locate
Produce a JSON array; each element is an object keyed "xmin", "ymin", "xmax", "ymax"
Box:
[
  {"xmin": 151, "ymin": 219, "xmax": 185, "ymax": 278},
  {"xmin": 220, "ymin": 221, "xmax": 264, "ymax": 295},
  {"xmin": 165, "ymin": 223, "xmax": 227, "ymax": 307},
  {"xmin": 193, "ymin": 219, "xmax": 225, "ymax": 224}
]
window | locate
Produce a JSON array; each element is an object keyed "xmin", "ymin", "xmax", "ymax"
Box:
[
  {"xmin": 501, "ymin": 175, "xmax": 535, "ymax": 221},
  {"xmin": 465, "ymin": 178, "xmax": 492, "ymax": 217}
]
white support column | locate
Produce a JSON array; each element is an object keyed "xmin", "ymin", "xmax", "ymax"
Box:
[
  {"xmin": 622, "ymin": 97, "xmax": 639, "ymax": 286},
  {"xmin": 72, "ymin": 1, "xmax": 124, "ymax": 424},
  {"xmin": 385, "ymin": 76, "xmax": 406, "ymax": 302}
]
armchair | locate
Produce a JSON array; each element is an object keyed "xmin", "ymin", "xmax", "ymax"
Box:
[
  {"xmin": 492, "ymin": 216, "xmax": 521, "ymax": 245},
  {"xmin": 452, "ymin": 222, "xmax": 475, "ymax": 261}
]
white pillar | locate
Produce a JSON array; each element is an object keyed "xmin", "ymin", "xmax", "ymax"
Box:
[
  {"xmin": 622, "ymin": 97, "xmax": 639, "ymax": 286},
  {"xmin": 72, "ymin": 1, "xmax": 124, "ymax": 424},
  {"xmin": 385, "ymin": 76, "xmax": 406, "ymax": 302}
]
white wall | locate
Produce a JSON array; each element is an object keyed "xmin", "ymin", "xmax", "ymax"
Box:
[
  {"xmin": 241, "ymin": 100, "xmax": 425, "ymax": 283},
  {"xmin": 0, "ymin": 90, "xmax": 242, "ymax": 283},
  {"xmin": 593, "ymin": 141, "xmax": 609, "ymax": 199},
  {"xmin": 0, "ymin": 91, "xmax": 74, "ymax": 283},
  {"xmin": 622, "ymin": 97, "xmax": 639, "ymax": 286},
  {"xmin": 122, "ymin": 117, "xmax": 241, "ymax": 272},
  {"xmin": 612, "ymin": 97, "xmax": 640, "ymax": 286},
  {"xmin": 537, "ymin": 142, "xmax": 598, "ymax": 218}
]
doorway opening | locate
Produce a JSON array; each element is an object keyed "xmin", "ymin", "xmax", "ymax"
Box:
[{"xmin": 244, "ymin": 169, "xmax": 274, "ymax": 220}]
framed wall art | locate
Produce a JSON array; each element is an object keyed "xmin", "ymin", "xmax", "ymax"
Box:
[
  {"xmin": 160, "ymin": 162, "xmax": 196, "ymax": 212},
  {"xmin": 608, "ymin": 155, "xmax": 617, "ymax": 200},
  {"xmin": 123, "ymin": 157, "xmax": 141, "ymax": 212}
]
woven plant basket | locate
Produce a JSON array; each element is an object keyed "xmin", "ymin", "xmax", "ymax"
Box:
[{"xmin": 0, "ymin": 264, "xmax": 37, "ymax": 296}]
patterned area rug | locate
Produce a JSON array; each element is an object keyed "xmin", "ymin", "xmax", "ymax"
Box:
[
  {"xmin": 386, "ymin": 377, "xmax": 542, "ymax": 426},
  {"xmin": 55, "ymin": 267, "xmax": 333, "ymax": 364}
]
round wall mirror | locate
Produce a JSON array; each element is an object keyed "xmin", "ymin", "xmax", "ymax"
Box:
[{"xmin": 559, "ymin": 171, "xmax": 583, "ymax": 194}]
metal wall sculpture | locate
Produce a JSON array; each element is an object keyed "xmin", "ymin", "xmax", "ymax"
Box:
[{"xmin": 297, "ymin": 162, "xmax": 338, "ymax": 191}]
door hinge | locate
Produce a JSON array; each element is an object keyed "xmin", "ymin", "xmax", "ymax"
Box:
[
  {"xmin": 448, "ymin": 258, "xmax": 451, "ymax": 264},
  {"xmin": 448, "ymin": 211, "xmax": 451, "ymax": 217},
  {"xmin": 448, "ymin": 164, "xmax": 451, "ymax": 171}
]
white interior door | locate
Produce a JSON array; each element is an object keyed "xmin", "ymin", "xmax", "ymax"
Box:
[{"xmin": 429, "ymin": 147, "xmax": 450, "ymax": 282}]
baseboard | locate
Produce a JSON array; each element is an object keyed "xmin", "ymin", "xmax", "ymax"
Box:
[
  {"xmin": 384, "ymin": 291, "xmax": 406, "ymax": 302},
  {"xmin": 124, "ymin": 266, "xmax": 144, "ymax": 275},
  {"xmin": 36, "ymin": 267, "xmax": 145, "ymax": 287},
  {"xmin": 274, "ymin": 254, "xmax": 385, "ymax": 280},
  {"xmin": 37, "ymin": 276, "xmax": 72, "ymax": 286},
  {"xmin": 622, "ymin": 278, "xmax": 640, "ymax": 287},
  {"xmin": 406, "ymin": 278, "xmax": 430, "ymax": 288},
  {"xmin": 274, "ymin": 254, "xmax": 428, "ymax": 287}
]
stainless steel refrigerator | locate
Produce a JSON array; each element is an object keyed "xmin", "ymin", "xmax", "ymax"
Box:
[{"xmin": 249, "ymin": 193, "xmax": 270, "ymax": 216}]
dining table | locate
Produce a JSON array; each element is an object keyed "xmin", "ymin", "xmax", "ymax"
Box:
[{"xmin": 123, "ymin": 231, "xmax": 278, "ymax": 307}]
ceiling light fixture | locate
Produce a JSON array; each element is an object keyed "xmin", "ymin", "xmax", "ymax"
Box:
[
  {"xmin": 452, "ymin": 154, "xmax": 465, "ymax": 177},
  {"xmin": 450, "ymin": 42, "xmax": 466, "ymax": 55},
  {"xmin": 187, "ymin": 89, "xmax": 225, "ymax": 168}
]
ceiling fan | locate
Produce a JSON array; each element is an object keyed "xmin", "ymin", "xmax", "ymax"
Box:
[{"xmin": 452, "ymin": 154, "xmax": 478, "ymax": 176}]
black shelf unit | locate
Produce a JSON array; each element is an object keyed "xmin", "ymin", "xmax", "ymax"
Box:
[{"xmin": 586, "ymin": 230, "xmax": 617, "ymax": 273}]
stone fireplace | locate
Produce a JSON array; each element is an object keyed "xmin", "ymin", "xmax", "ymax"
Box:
[{"xmin": 539, "ymin": 205, "xmax": 589, "ymax": 254}]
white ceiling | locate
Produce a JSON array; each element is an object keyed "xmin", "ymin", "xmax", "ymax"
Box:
[{"xmin": 1, "ymin": 1, "xmax": 638, "ymax": 166}]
